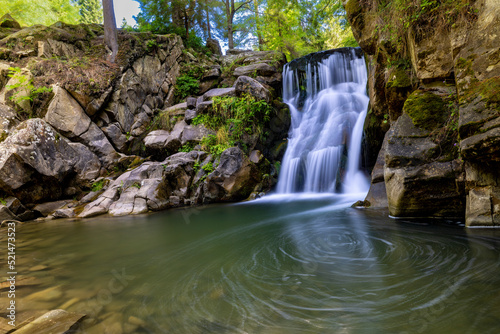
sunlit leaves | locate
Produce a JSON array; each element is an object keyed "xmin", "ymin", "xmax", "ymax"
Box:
[{"xmin": 0, "ymin": 0, "xmax": 80, "ymax": 26}]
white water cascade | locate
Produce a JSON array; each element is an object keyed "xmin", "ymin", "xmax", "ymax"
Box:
[{"xmin": 277, "ymin": 48, "xmax": 370, "ymax": 194}]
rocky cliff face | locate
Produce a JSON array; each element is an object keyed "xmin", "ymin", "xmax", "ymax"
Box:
[
  {"xmin": 0, "ymin": 17, "xmax": 289, "ymax": 220},
  {"xmin": 344, "ymin": 0, "xmax": 500, "ymax": 226}
]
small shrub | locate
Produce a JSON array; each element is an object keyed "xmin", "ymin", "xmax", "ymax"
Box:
[
  {"xmin": 91, "ymin": 179, "xmax": 105, "ymax": 192},
  {"xmin": 202, "ymin": 163, "xmax": 215, "ymax": 173},
  {"xmin": 193, "ymin": 94, "xmax": 274, "ymax": 157},
  {"xmin": 175, "ymin": 75, "xmax": 199, "ymax": 100},
  {"xmin": 6, "ymin": 67, "xmax": 53, "ymax": 117}
]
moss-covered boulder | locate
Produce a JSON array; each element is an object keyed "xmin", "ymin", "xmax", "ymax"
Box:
[{"xmin": 404, "ymin": 90, "xmax": 447, "ymax": 131}]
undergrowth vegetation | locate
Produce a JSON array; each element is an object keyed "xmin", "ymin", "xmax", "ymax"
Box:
[
  {"xmin": 6, "ymin": 66, "xmax": 52, "ymax": 118},
  {"xmin": 193, "ymin": 94, "xmax": 274, "ymax": 157}
]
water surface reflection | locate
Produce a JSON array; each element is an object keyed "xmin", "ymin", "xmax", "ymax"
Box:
[{"xmin": 5, "ymin": 196, "xmax": 500, "ymax": 333}]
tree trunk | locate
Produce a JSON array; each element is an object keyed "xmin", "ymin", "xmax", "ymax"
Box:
[
  {"xmin": 253, "ymin": 0, "xmax": 263, "ymax": 50},
  {"xmin": 228, "ymin": 20, "xmax": 234, "ymax": 49},
  {"xmin": 102, "ymin": 0, "xmax": 118, "ymax": 63},
  {"xmin": 205, "ymin": 0, "xmax": 211, "ymax": 39}
]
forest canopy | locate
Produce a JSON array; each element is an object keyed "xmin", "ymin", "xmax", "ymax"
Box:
[
  {"xmin": 0, "ymin": 0, "xmax": 357, "ymax": 60},
  {"xmin": 134, "ymin": 0, "xmax": 357, "ymax": 59}
]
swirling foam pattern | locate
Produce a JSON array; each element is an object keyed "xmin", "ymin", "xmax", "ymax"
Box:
[
  {"xmin": 130, "ymin": 197, "xmax": 500, "ymax": 333},
  {"xmin": 10, "ymin": 196, "xmax": 500, "ymax": 333}
]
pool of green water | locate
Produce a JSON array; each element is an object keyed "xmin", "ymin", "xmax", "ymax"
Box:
[{"xmin": 2, "ymin": 194, "xmax": 500, "ymax": 333}]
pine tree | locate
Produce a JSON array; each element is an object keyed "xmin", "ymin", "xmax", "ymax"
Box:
[{"xmin": 78, "ymin": 0, "xmax": 103, "ymax": 24}]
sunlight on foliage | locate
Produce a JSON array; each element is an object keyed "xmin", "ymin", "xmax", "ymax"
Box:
[{"xmin": 0, "ymin": 0, "xmax": 80, "ymax": 26}]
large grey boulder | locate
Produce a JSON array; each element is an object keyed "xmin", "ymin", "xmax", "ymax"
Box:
[
  {"xmin": 46, "ymin": 86, "xmax": 120, "ymax": 166},
  {"xmin": 234, "ymin": 76, "xmax": 272, "ymax": 102},
  {"xmin": 206, "ymin": 38, "xmax": 222, "ymax": 55},
  {"xmin": 203, "ymin": 88, "xmax": 236, "ymax": 101},
  {"xmin": 383, "ymin": 114, "xmax": 465, "ymax": 218},
  {"xmin": 45, "ymin": 86, "xmax": 91, "ymax": 138},
  {"xmin": 80, "ymin": 151, "xmax": 207, "ymax": 217},
  {"xmin": 202, "ymin": 147, "xmax": 261, "ymax": 203},
  {"xmin": 233, "ymin": 63, "xmax": 277, "ymax": 77},
  {"xmin": 144, "ymin": 121, "xmax": 213, "ymax": 160},
  {"xmin": 0, "ymin": 103, "xmax": 19, "ymax": 141},
  {"xmin": 144, "ymin": 130, "xmax": 170, "ymax": 151},
  {"xmin": 0, "ymin": 119, "xmax": 101, "ymax": 203}
]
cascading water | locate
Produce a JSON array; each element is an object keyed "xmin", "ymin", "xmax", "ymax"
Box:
[{"xmin": 277, "ymin": 48, "xmax": 370, "ymax": 195}]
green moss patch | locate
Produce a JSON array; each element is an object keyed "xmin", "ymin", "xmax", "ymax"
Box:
[
  {"xmin": 344, "ymin": 0, "xmax": 363, "ymax": 17},
  {"xmin": 386, "ymin": 68, "xmax": 412, "ymax": 88},
  {"xmin": 403, "ymin": 90, "xmax": 447, "ymax": 130},
  {"xmin": 460, "ymin": 77, "xmax": 500, "ymax": 111}
]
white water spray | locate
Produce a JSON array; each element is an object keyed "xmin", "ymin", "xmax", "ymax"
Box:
[{"xmin": 277, "ymin": 48, "xmax": 370, "ymax": 194}]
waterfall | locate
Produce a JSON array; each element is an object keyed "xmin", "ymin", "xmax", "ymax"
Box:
[{"xmin": 277, "ymin": 48, "xmax": 370, "ymax": 195}]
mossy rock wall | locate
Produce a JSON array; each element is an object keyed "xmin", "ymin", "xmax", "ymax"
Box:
[{"xmin": 344, "ymin": 0, "xmax": 500, "ymax": 226}]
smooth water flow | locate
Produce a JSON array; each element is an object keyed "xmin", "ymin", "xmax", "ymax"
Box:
[
  {"xmin": 277, "ymin": 48, "xmax": 370, "ymax": 194},
  {"xmin": 9, "ymin": 200, "xmax": 500, "ymax": 333}
]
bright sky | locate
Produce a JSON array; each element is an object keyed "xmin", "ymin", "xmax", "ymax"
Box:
[{"xmin": 114, "ymin": 0, "xmax": 141, "ymax": 27}]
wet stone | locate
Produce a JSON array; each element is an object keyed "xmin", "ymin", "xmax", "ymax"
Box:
[
  {"xmin": 29, "ymin": 264, "xmax": 49, "ymax": 272},
  {"xmin": 13, "ymin": 309, "xmax": 86, "ymax": 334}
]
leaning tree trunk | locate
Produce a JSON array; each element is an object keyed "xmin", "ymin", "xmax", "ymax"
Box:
[{"xmin": 103, "ymin": 0, "xmax": 118, "ymax": 63}]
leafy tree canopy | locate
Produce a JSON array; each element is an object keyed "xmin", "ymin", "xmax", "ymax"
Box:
[
  {"xmin": 78, "ymin": 0, "xmax": 103, "ymax": 24},
  {"xmin": 0, "ymin": 0, "xmax": 80, "ymax": 26}
]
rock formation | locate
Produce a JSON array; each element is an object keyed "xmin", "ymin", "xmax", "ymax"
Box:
[
  {"xmin": 344, "ymin": 0, "xmax": 500, "ymax": 226},
  {"xmin": 0, "ymin": 17, "xmax": 290, "ymax": 220}
]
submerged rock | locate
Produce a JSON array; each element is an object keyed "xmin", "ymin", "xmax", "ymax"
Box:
[{"xmin": 14, "ymin": 309, "xmax": 85, "ymax": 334}]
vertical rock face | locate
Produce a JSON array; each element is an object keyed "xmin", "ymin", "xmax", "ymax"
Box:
[{"xmin": 344, "ymin": 0, "xmax": 500, "ymax": 225}]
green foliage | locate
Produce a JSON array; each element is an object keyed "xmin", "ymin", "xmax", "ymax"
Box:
[
  {"xmin": 77, "ymin": 0, "xmax": 102, "ymax": 24},
  {"xmin": 0, "ymin": 0, "xmax": 80, "ymax": 26},
  {"xmin": 134, "ymin": 0, "xmax": 354, "ymax": 59},
  {"xmin": 274, "ymin": 161, "xmax": 281, "ymax": 175},
  {"xmin": 175, "ymin": 75, "xmax": 199, "ymax": 100},
  {"xmin": 131, "ymin": 182, "xmax": 142, "ymax": 189},
  {"xmin": 385, "ymin": 68, "xmax": 413, "ymax": 88},
  {"xmin": 91, "ymin": 179, "xmax": 105, "ymax": 192},
  {"xmin": 6, "ymin": 67, "xmax": 53, "ymax": 117},
  {"xmin": 193, "ymin": 94, "xmax": 273, "ymax": 157},
  {"xmin": 185, "ymin": 30, "xmax": 204, "ymax": 50},
  {"xmin": 146, "ymin": 39, "xmax": 158, "ymax": 50},
  {"xmin": 179, "ymin": 142, "xmax": 196, "ymax": 152},
  {"xmin": 262, "ymin": 0, "xmax": 352, "ymax": 59},
  {"xmin": 202, "ymin": 162, "xmax": 214, "ymax": 173}
]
